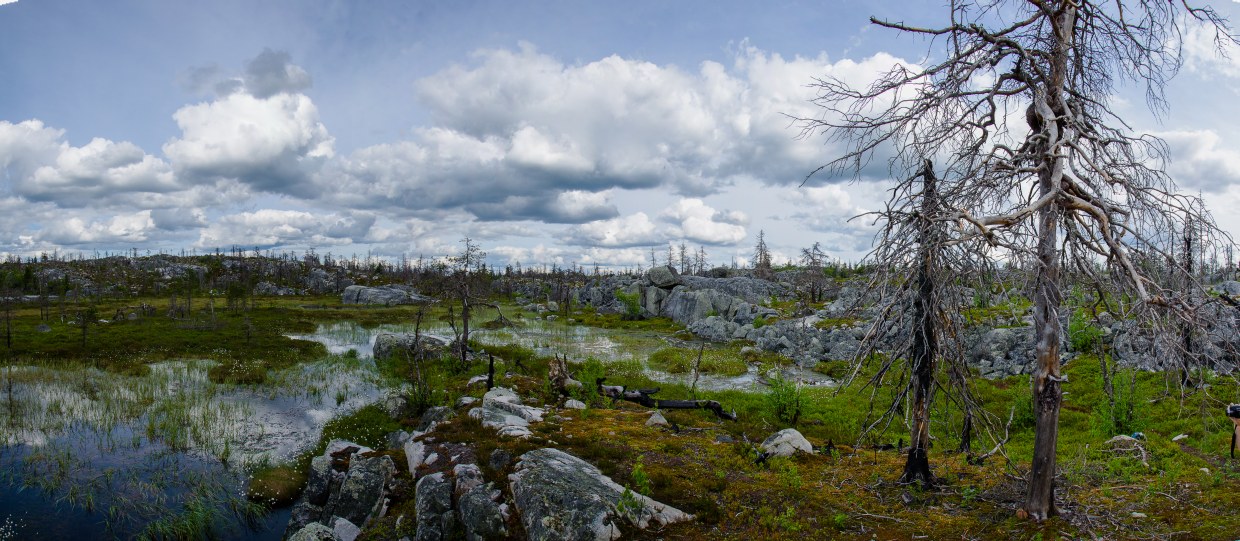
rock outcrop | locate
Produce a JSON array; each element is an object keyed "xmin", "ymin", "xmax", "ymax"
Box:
[
  {"xmin": 372, "ymin": 332, "xmax": 449, "ymax": 362},
  {"xmin": 286, "ymin": 441, "xmax": 395, "ymax": 536},
  {"xmin": 508, "ymin": 448, "xmax": 692, "ymax": 541},
  {"xmin": 467, "ymin": 387, "xmax": 545, "ymax": 438},
  {"xmin": 342, "ymin": 285, "xmax": 432, "ymax": 306}
]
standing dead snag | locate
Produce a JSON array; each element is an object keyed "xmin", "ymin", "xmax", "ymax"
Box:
[
  {"xmin": 1229, "ymin": 404, "xmax": 1240, "ymax": 459},
  {"xmin": 798, "ymin": 0, "xmax": 1237, "ymax": 521},
  {"xmin": 901, "ymin": 160, "xmax": 943, "ymax": 489}
]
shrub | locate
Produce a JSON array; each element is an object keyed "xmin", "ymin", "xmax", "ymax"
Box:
[
  {"xmin": 766, "ymin": 373, "xmax": 802, "ymax": 425},
  {"xmin": 1069, "ymin": 317, "xmax": 1105, "ymax": 352},
  {"xmin": 614, "ymin": 289, "xmax": 643, "ymax": 320}
]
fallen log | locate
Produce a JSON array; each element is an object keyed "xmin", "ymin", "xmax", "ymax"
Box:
[{"xmin": 597, "ymin": 378, "xmax": 737, "ymax": 421}]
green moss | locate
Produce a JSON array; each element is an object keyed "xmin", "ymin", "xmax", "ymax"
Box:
[{"xmin": 246, "ymin": 465, "xmax": 306, "ymax": 507}]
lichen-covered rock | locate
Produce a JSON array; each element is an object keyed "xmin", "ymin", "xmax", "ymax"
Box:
[
  {"xmin": 509, "ymin": 448, "xmax": 692, "ymax": 541},
  {"xmin": 373, "ymin": 332, "xmax": 449, "ymax": 362},
  {"xmin": 468, "ymin": 387, "xmax": 544, "ymax": 438},
  {"xmin": 454, "ymin": 464, "xmax": 507, "ymax": 541},
  {"xmin": 647, "ymin": 265, "xmax": 680, "ymax": 288},
  {"xmin": 324, "ymin": 454, "xmax": 395, "ymax": 527},
  {"xmin": 342, "ymin": 284, "xmax": 431, "ymax": 306},
  {"xmin": 761, "ymin": 428, "xmax": 813, "ymax": 457},
  {"xmin": 288, "ymin": 522, "xmax": 339, "ymax": 541},
  {"xmin": 414, "ymin": 472, "xmax": 458, "ymax": 541}
]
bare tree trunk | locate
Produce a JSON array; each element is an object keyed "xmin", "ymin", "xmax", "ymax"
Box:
[
  {"xmin": 901, "ymin": 159, "xmax": 939, "ymax": 488},
  {"xmin": 1025, "ymin": 182, "xmax": 1065, "ymax": 519},
  {"xmin": 1181, "ymin": 218, "xmax": 1195, "ymax": 386},
  {"xmin": 460, "ymin": 280, "xmax": 471, "ymax": 367},
  {"xmin": 1024, "ymin": 1, "xmax": 1074, "ymax": 520}
]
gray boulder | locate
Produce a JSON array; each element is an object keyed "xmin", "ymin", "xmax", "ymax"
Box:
[
  {"xmin": 414, "ymin": 472, "xmax": 459, "ymax": 541},
  {"xmin": 454, "ymin": 463, "xmax": 507, "ymax": 540},
  {"xmin": 508, "ymin": 448, "xmax": 692, "ymax": 541},
  {"xmin": 324, "ymin": 453, "xmax": 395, "ymax": 527},
  {"xmin": 648, "ymin": 265, "xmax": 680, "ymax": 288},
  {"xmin": 372, "ymin": 332, "xmax": 449, "ymax": 362},
  {"xmin": 342, "ymin": 284, "xmax": 431, "ymax": 306},
  {"xmin": 255, "ymin": 281, "xmax": 298, "ymax": 296},
  {"xmin": 288, "ymin": 523, "xmax": 339, "ymax": 541},
  {"xmin": 468, "ymin": 387, "xmax": 545, "ymax": 438},
  {"xmin": 1213, "ymin": 280, "xmax": 1240, "ymax": 297},
  {"xmin": 761, "ymin": 428, "xmax": 813, "ymax": 457}
]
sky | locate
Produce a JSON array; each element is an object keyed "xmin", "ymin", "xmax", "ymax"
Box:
[{"xmin": 3, "ymin": 0, "xmax": 1240, "ymax": 270}]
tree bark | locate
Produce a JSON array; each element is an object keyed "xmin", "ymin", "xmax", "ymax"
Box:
[
  {"xmin": 901, "ymin": 159, "xmax": 939, "ymax": 488},
  {"xmin": 1024, "ymin": 0, "xmax": 1073, "ymax": 521}
]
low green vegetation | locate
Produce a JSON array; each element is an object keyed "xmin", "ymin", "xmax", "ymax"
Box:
[{"xmin": 646, "ymin": 346, "xmax": 749, "ymax": 377}]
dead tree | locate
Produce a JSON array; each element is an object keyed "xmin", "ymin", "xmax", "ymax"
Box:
[
  {"xmin": 798, "ymin": 0, "xmax": 1237, "ymax": 520},
  {"xmin": 827, "ymin": 159, "xmax": 994, "ymax": 489},
  {"xmin": 449, "ymin": 237, "xmax": 486, "ymax": 369},
  {"xmin": 597, "ymin": 378, "xmax": 737, "ymax": 421}
]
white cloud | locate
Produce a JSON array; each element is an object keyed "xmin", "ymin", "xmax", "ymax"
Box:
[
  {"xmin": 324, "ymin": 43, "xmax": 904, "ymax": 224},
  {"xmin": 567, "ymin": 212, "xmax": 661, "ymax": 247},
  {"xmin": 164, "ymin": 92, "xmax": 333, "ymax": 196},
  {"xmin": 1158, "ymin": 129, "xmax": 1240, "ymax": 192},
  {"xmin": 661, "ymin": 198, "xmax": 749, "ymax": 245},
  {"xmin": 1181, "ymin": 19, "xmax": 1240, "ymax": 79},
  {"xmin": 193, "ymin": 209, "xmax": 374, "ymax": 249},
  {"xmin": 37, "ymin": 211, "xmax": 157, "ymax": 245}
]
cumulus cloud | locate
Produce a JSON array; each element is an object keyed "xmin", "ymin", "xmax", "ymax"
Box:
[
  {"xmin": 661, "ymin": 198, "xmax": 748, "ymax": 245},
  {"xmin": 566, "ymin": 212, "xmax": 661, "ymax": 247},
  {"xmin": 163, "ymin": 92, "xmax": 333, "ymax": 195},
  {"xmin": 323, "ymin": 43, "xmax": 903, "ymax": 223},
  {"xmin": 466, "ymin": 190, "xmax": 618, "ymax": 224},
  {"xmin": 243, "ymin": 49, "xmax": 313, "ymax": 98},
  {"xmin": 193, "ymin": 209, "xmax": 375, "ymax": 249},
  {"xmin": 1158, "ymin": 130, "xmax": 1240, "ymax": 193},
  {"xmin": 1181, "ymin": 19, "xmax": 1240, "ymax": 79},
  {"xmin": 0, "ymin": 120, "xmax": 190, "ymax": 208},
  {"xmin": 37, "ymin": 211, "xmax": 157, "ymax": 245}
]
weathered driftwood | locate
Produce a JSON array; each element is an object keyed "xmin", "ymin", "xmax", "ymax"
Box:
[{"xmin": 596, "ymin": 378, "xmax": 737, "ymax": 421}]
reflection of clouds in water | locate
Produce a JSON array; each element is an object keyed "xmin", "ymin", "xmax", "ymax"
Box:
[
  {"xmin": 0, "ymin": 357, "xmax": 389, "ymax": 467},
  {"xmin": 292, "ymin": 319, "xmax": 664, "ymax": 364}
]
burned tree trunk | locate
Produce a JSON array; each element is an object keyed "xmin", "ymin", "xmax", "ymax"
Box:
[
  {"xmin": 900, "ymin": 159, "xmax": 940, "ymax": 488},
  {"xmin": 597, "ymin": 379, "xmax": 737, "ymax": 421}
]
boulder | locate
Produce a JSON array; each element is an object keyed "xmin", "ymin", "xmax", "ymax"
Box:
[
  {"xmin": 286, "ymin": 442, "xmax": 389, "ymax": 535},
  {"xmin": 288, "ymin": 523, "xmax": 339, "ymax": 541},
  {"xmin": 324, "ymin": 453, "xmax": 395, "ymax": 527},
  {"xmin": 330, "ymin": 518, "xmax": 360, "ymax": 541},
  {"xmin": 414, "ymin": 472, "xmax": 458, "ymax": 541},
  {"xmin": 648, "ymin": 265, "xmax": 680, "ymax": 288},
  {"xmin": 341, "ymin": 284, "xmax": 431, "ymax": 306},
  {"xmin": 372, "ymin": 332, "xmax": 449, "ymax": 362},
  {"xmin": 1213, "ymin": 280, "xmax": 1240, "ymax": 297},
  {"xmin": 454, "ymin": 463, "xmax": 507, "ymax": 540},
  {"xmin": 761, "ymin": 428, "xmax": 813, "ymax": 457},
  {"xmin": 255, "ymin": 281, "xmax": 298, "ymax": 296},
  {"xmin": 508, "ymin": 448, "xmax": 692, "ymax": 541},
  {"xmin": 645, "ymin": 411, "xmax": 669, "ymax": 428},
  {"xmin": 415, "ymin": 406, "xmax": 455, "ymax": 433},
  {"xmin": 564, "ymin": 399, "xmax": 587, "ymax": 410},
  {"xmin": 468, "ymin": 387, "xmax": 545, "ymax": 438}
]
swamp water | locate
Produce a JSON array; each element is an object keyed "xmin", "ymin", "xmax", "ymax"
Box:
[
  {"xmin": 0, "ymin": 355, "xmax": 391, "ymax": 540},
  {"xmin": 291, "ymin": 319, "xmax": 835, "ymax": 392}
]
